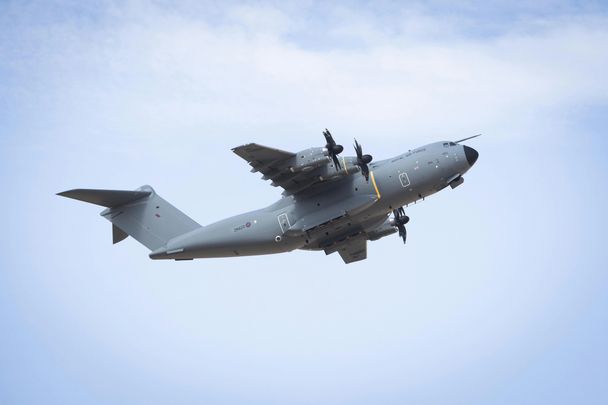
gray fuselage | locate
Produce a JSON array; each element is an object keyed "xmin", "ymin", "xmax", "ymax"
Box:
[{"xmin": 149, "ymin": 141, "xmax": 478, "ymax": 260}]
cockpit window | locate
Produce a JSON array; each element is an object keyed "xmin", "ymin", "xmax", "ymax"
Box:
[
  {"xmin": 443, "ymin": 142, "xmax": 449, "ymax": 147},
  {"xmin": 449, "ymin": 142, "xmax": 456, "ymax": 146}
]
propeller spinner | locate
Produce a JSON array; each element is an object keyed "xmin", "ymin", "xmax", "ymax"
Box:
[{"xmin": 323, "ymin": 129, "xmax": 344, "ymax": 171}]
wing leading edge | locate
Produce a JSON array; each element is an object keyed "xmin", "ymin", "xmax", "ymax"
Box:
[{"xmin": 232, "ymin": 143, "xmax": 295, "ymax": 165}]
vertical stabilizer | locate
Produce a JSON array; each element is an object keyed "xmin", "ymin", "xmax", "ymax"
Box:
[{"xmin": 58, "ymin": 185, "xmax": 201, "ymax": 251}]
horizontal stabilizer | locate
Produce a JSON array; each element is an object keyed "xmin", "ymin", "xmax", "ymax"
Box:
[{"xmin": 57, "ymin": 189, "xmax": 151, "ymax": 208}]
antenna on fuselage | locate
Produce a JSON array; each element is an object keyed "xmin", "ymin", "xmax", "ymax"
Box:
[{"xmin": 454, "ymin": 134, "xmax": 482, "ymax": 144}]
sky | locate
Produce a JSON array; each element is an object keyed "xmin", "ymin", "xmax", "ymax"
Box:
[{"xmin": 1, "ymin": 0, "xmax": 607, "ymax": 403}]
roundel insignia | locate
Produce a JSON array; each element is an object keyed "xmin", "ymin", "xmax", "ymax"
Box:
[{"xmin": 246, "ymin": 222, "xmax": 251, "ymax": 228}]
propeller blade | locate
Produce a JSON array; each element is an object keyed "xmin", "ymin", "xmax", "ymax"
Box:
[
  {"xmin": 392, "ymin": 208, "xmax": 409, "ymax": 244},
  {"xmin": 354, "ymin": 139, "xmax": 362, "ymax": 157},
  {"xmin": 361, "ymin": 164, "xmax": 369, "ymax": 181},
  {"xmin": 323, "ymin": 129, "xmax": 335, "ymax": 146},
  {"xmin": 354, "ymin": 139, "xmax": 373, "ymax": 181},
  {"xmin": 331, "ymin": 154, "xmax": 341, "ymax": 170},
  {"xmin": 454, "ymin": 134, "xmax": 481, "ymax": 144},
  {"xmin": 323, "ymin": 129, "xmax": 343, "ymax": 171}
]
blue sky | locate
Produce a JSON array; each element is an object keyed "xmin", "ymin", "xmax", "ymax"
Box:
[{"xmin": 1, "ymin": 1, "xmax": 607, "ymax": 404}]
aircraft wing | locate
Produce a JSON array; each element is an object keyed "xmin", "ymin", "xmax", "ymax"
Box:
[
  {"xmin": 315, "ymin": 211, "xmax": 388, "ymax": 264},
  {"xmin": 232, "ymin": 143, "xmax": 328, "ymax": 195},
  {"xmin": 333, "ymin": 237, "xmax": 368, "ymax": 264},
  {"xmin": 232, "ymin": 143, "xmax": 295, "ymax": 165}
]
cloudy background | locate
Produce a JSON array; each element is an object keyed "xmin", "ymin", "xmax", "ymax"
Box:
[{"xmin": 1, "ymin": 1, "xmax": 607, "ymax": 403}]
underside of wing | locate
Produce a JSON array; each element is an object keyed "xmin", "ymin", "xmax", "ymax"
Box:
[
  {"xmin": 309, "ymin": 211, "xmax": 389, "ymax": 264},
  {"xmin": 332, "ymin": 237, "xmax": 368, "ymax": 264}
]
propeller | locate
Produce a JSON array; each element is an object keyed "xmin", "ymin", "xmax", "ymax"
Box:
[
  {"xmin": 323, "ymin": 129, "xmax": 344, "ymax": 171},
  {"xmin": 353, "ymin": 139, "xmax": 373, "ymax": 181},
  {"xmin": 392, "ymin": 207, "xmax": 410, "ymax": 244}
]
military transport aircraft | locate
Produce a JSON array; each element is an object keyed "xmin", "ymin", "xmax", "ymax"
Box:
[{"xmin": 58, "ymin": 131, "xmax": 479, "ymax": 264}]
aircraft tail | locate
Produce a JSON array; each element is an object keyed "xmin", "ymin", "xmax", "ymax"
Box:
[{"xmin": 57, "ymin": 185, "xmax": 201, "ymax": 251}]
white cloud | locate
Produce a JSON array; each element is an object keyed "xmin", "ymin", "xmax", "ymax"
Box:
[{"xmin": 3, "ymin": 1, "xmax": 607, "ymax": 148}]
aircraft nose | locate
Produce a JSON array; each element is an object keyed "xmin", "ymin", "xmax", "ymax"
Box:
[{"xmin": 464, "ymin": 146, "xmax": 479, "ymax": 167}]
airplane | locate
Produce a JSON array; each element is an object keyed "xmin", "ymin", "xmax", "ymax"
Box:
[{"xmin": 58, "ymin": 131, "xmax": 479, "ymax": 264}]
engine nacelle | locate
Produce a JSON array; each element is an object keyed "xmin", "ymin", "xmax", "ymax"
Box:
[
  {"xmin": 288, "ymin": 147, "xmax": 330, "ymax": 173},
  {"xmin": 367, "ymin": 219, "xmax": 398, "ymax": 241},
  {"xmin": 317, "ymin": 156, "xmax": 360, "ymax": 181}
]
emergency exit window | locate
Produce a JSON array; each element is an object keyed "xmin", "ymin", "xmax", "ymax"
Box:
[{"xmin": 399, "ymin": 172, "xmax": 410, "ymax": 188}]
